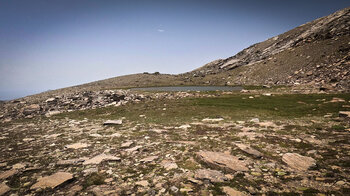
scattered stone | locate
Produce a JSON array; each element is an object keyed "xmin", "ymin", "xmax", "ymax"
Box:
[
  {"xmin": 222, "ymin": 186, "xmax": 247, "ymax": 196},
  {"xmin": 180, "ymin": 187, "xmax": 193, "ymax": 193},
  {"xmin": 0, "ymin": 169, "xmax": 18, "ymax": 180},
  {"xmin": 65, "ymin": 142, "xmax": 90, "ymax": 149},
  {"xmin": 257, "ymin": 121, "xmax": 277, "ymax": 127},
  {"xmin": 160, "ymin": 160, "xmax": 178, "ymax": 170},
  {"xmin": 103, "ymin": 120, "xmax": 122, "ymax": 125},
  {"xmin": 140, "ymin": 156, "xmax": 158, "ymax": 163},
  {"xmin": 282, "ymin": 153, "xmax": 316, "ymax": 171},
  {"xmin": 109, "ymin": 133, "xmax": 121, "ymax": 137},
  {"xmin": 235, "ymin": 143, "xmax": 263, "ymax": 158},
  {"xmin": 196, "ymin": 151, "xmax": 248, "ymax": 172},
  {"xmin": 179, "ymin": 124, "xmax": 191, "ymax": 129},
  {"xmin": 0, "ymin": 183, "xmax": 10, "ymax": 196},
  {"xmin": 121, "ymin": 141, "xmax": 133, "ymax": 148},
  {"xmin": 202, "ymin": 118, "xmax": 224, "ymax": 122},
  {"xmin": 83, "ymin": 154, "xmax": 120, "ymax": 165},
  {"xmin": 150, "ymin": 128, "xmax": 167, "ymax": 133},
  {"xmin": 250, "ymin": 118, "xmax": 260, "ymax": 123},
  {"xmin": 46, "ymin": 134, "xmax": 61, "ymax": 138},
  {"xmin": 68, "ymin": 185, "xmax": 83, "ymax": 196},
  {"xmin": 335, "ymin": 181, "xmax": 346, "ymax": 186},
  {"xmin": 125, "ymin": 146, "xmax": 142, "ymax": 153},
  {"xmin": 12, "ymin": 163, "xmax": 26, "ymax": 169},
  {"xmin": 170, "ymin": 186, "xmax": 179, "ymax": 193},
  {"xmin": 90, "ymin": 133, "xmax": 103, "ymax": 137},
  {"xmin": 339, "ymin": 111, "xmax": 350, "ymax": 118},
  {"xmin": 23, "ymin": 138, "xmax": 35, "ymax": 142},
  {"xmin": 31, "ymin": 172, "xmax": 73, "ymax": 189},
  {"xmin": 237, "ymin": 132, "xmax": 263, "ymax": 140},
  {"xmin": 330, "ymin": 97, "xmax": 345, "ymax": 103},
  {"xmin": 45, "ymin": 110, "xmax": 61, "ymax": 117},
  {"xmin": 45, "ymin": 98, "xmax": 56, "ymax": 103},
  {"xmin": 135, "ymin": 180, "xmax": 149, "ymax": 187},
  {"xmin": 57, "ymin": 159, "xmax": 85, "ymax": 166},
  {"xmin": 194, "ymin": 169, "xmax": 227, "ymax": 183},
  {"xmin": 83, "ymin": 168, "xmax": 98, "ymax": 175}
]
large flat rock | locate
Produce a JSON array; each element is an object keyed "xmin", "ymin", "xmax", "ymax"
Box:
[
  {"xmin": 235, "ymin": 143, "xmax": 263, "ymax": 158},
  {"xmin": 282, "ymin": 153, "xmax": 316, "ymax": 171},
  {"xmin": 0, "ymin": 169, "xmax": 18, "ymax": 180},
  {"xmin": 196, "ymin": 151, "xmax": 248, "ymax": 172},
  {"xmin": 0, "ymin": 183, "xmax": 10, "ymax": 196},
  {"xmin": 83, "ymin": 154, "xmax": 120, "ymax": 165},
  {"xmin": 31, "ymin": 172, "xmax": 73, "ymax": 189}
]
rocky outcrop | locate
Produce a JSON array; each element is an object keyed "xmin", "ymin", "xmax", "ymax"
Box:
[{"xmin": 0, "ymin": 90, "xmax": 147, "ymax": 122}]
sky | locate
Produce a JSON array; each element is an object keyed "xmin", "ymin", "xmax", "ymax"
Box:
[{"xmin": 0, "ymin": 0, "xmax": 349, "ymax": 100}]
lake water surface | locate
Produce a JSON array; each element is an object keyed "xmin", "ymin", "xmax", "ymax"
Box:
[{"xmin": 130, "ymin": 86, "xmax": 243, "ymax": 92}]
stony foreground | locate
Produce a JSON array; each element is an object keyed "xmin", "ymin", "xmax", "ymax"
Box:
[{"xmin": 0, "ymin": 92, "xmax": 350, "ymax": 195}]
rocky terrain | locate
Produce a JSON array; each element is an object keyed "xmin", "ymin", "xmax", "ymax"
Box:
[
  {"xmin": 1, "ymin": 91, "xmax": 350, "ymax": 195},
  {"xmin": 1, "ymin": 6, "xmax": 350, "ymax": 196},
  {"xmin": 187, "ymin": 7, "xmax": 350, "ymax": 90}
]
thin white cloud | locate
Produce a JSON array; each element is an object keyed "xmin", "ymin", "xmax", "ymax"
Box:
[{"xmin": 157, "ymin": 29, "xmax": 165, "ymax": 33}]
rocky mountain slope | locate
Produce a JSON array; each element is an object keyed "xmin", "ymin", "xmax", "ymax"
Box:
[{"xmin": 187, "ymin": 7, "xmax": 350, "ymax": 90}]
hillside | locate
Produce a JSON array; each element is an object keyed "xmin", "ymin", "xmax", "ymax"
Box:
[{"xmin": 186, "ymin": 6, "xmax": 350, "ymax": 90}]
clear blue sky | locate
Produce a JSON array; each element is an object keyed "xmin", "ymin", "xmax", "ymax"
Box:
[{"xmin": 0, "ymin": 0, "xmax": 349, "ymax": 100}]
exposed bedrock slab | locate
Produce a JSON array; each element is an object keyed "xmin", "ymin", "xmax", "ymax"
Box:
[
  {"xmin": 196, "ymin": 151, "xmax": 249, "ymax": 172},
  {"xmin": 31, "ymin": 172, "xmax": 73, "ymax": 189},
  {"xmin": 282, "ymin": 153, "xmax": 316, "ymax": 171}
]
